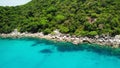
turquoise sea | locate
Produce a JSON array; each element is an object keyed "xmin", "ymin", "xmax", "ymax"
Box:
[{"xmin": 0, "ymin": 38, "xmax": 120, "ymax": 68}]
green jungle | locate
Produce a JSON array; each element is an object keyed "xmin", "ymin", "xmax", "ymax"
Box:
[{"xmin": 0, "ymin": 0, "xmax": 120, "ymax": 36}]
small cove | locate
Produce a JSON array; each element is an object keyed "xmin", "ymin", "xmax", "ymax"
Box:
[{"xmin": 0, "ymin": 38, "xmax": 120, "ymax": 68}]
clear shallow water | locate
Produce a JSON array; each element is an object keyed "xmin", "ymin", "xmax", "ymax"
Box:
[
  {"xmin": 0, "ymin": 38, "xmax": 120, "ymax": 68},
  {"xmin": 0, "ymin": 0, "xmax": 31, "ymax": 6}
]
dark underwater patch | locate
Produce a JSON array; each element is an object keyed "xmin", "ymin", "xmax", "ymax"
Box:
[
  {"xmin": 54, "ymin": 42, "xmax": 120, "ymax": 58},
  {"xmin": 40, "ymin": 49, "xmax": 53, "ymax": 53},
  {"xmin": 31, "ymin": 41, "xmax": 42, "ymax": 46}
]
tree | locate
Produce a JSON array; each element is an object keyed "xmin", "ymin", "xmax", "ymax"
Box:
[
  {"xmin": 59, "ymin": 25, "xmax": 69, "ymax": 33},
  {"xmin": 55, "ymin": 14, "xmax": 66, "ymax": 23},
  {"xmin": 43, "ymin": 28, "xmax": 52, "ymax": 35},
  {"xmin": 88, "ymin": 31, "xmax": 98, "ymax": 36}
]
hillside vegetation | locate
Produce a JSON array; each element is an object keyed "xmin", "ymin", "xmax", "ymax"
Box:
[{"xmin": 0, "ymin": 0, "xmax": 120, "ymax": 36}]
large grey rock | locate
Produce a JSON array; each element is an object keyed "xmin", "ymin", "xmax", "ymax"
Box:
[{"xmin": 115, "ymin": 35, "xmax": 120, "ymax": 39}]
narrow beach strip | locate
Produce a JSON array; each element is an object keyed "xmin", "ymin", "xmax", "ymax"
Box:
[{"xmin": 0, "ymin": 30, "xmax": 120, "ymax": 48}]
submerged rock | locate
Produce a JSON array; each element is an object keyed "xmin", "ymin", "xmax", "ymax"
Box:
[
  {"xmin": 40, "ymin": 49, "xmax": 52, "ymax": 53},
  {"xmin": 31, "ymin": 41, "xmax": 42, "ymax": 46}
]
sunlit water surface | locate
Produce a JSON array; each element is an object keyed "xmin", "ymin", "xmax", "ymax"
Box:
[{"xmin": 0, "ymin": 38, "xmax": 120, "ymax": 68}]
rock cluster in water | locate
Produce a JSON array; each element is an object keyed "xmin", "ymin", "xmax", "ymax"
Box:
[
  {"xmin": 40, "ymin": 49, "xmax": 53, "ymax": 53},
  {"xmin": 0, "ymin": 29, "xmax": 120, "ymax": 48}
]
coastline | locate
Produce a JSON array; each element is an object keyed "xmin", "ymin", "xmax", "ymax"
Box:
[{"xmin": 0, "ymin": 30, "xmax": 120, "ymax": 48}]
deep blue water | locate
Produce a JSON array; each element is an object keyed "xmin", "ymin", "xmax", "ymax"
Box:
[
  {"xmin": 0, "ymin": 0, "xmax": 31, "ymax": 6},
  {"xmin": 0, "ymin": 38, "xmax": 120, "ymax": 68}
]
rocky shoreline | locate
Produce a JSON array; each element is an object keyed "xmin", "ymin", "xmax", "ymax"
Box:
[{"xmin": 0, "ymin": 29, "xmax": 120, "ymax": 48}]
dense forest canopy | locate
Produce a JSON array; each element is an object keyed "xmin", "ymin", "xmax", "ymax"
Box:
[{"xmin": 0, "ymin": 0, "xmax": 120, "ymax": 36}]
